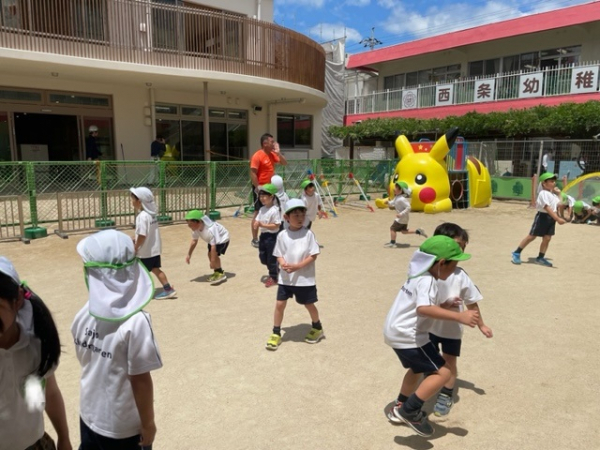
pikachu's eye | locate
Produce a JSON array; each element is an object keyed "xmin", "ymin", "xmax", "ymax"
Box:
[
  {"xmin": 392, "ymin": 173, "xmax": 399, "ymax": 182},
  {"xmin": 415, "ymin": 174, "xmax": 427, "ymax": 185}
]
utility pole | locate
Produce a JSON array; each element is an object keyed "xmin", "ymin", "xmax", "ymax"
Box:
[{"xmin": 359, "ymin": 27, "xmax": 382, "ymax": 51}]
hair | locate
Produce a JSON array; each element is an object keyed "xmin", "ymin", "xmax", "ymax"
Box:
[
  {"xmin": 156, "ymin": 134, "xmax": 164, "ymax": 140},
  {"xmin": 433, "ymin": 222, "xmax": 469, "ymax": 243},
  {"xmin": 260, "ymin": 133, "xmax": 273, "ymax": 146},
  {"xmin": 130, "ymin": 193, "xmax": 139, "ymax": 200},
  {"xmin": 0, "ymin": 272, "xmax": 61, "ymax": 377},
  {"xmin": 187, "ymin": 219, "xmax": 201, "ymax": 223}
]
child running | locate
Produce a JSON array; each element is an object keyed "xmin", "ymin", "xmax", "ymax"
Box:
[
  {"xmin": 427, "ymin": 223, "xmax": 493, "ymax": 418},
  {"xmin": 185, "ymin": 210, "xmax": 230, "ymax": 285},
  {"xmin": 266, "ymin": 199, "xmax": 324, "ymax": 351},
  {"xmin": 299, "ymin": 179, "xmax": 326, "ymax": 229},
  {"xmin": 383, "ymin": 235, "xmax": 479, "ymax": 437},
  {"xmin": 511, "ymin": 173, "xmax": 566, "ymax": 267},
  {"xmin": 253, "ymin": 183, "xmax": 282, "ymax": 288},
  {"xmin": 72, "ymin": 229, "xmax": 162, "ymax": 449},
  {"xmin": 0, "ymin": 256, "xmax": 72, "ymax": 450},
  {"xmin": 384, "ymin": 181, "xmax": 427, "ymax": 247},
  {"xmin": 130, "ymin": 187, "xmax": 176, "ymax": 299}
]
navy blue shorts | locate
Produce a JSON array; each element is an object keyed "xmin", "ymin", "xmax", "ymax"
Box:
[
  {"xmin": 529, "ymin": 212, "xmax": 556, "ymax": 236},
  {"xmin": 207, "ymin": 241, "xmax": 229, "ymax": 256},
  {"xmin": 276, "ymin": 285, "xmax": 318, "ymax": 305},
  {"xmin": 393, "ymin": 342, "xmax": 446, "ymax": 374},
  {"xmin": 140, "ymin": 255, "xmax": 161, "ymax": 271},
  {"xmin": 429, "ymin": 333, "xmax": 462, "ymax": 357},
  {"xmin": 79, "ymin": 417, "xmax": 151, "ymax": 450}
]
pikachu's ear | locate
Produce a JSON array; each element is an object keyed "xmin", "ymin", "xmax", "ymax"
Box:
[
  {"xmin": 429, "ymin": 127, "xmax": 459, "ymax": 162},
  {"xmin": 395, "ymin": 135, "xmax": 413, "ymax": 159}
]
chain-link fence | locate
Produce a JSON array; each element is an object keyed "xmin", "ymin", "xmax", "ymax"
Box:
[{"xmin": 1, "ymin": 143, "xmax": 599, "ymax": 239}]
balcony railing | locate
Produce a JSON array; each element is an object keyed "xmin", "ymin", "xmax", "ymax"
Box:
[
  {"xmin": 0, "ymin": 0, "xmax": 325, "ymax": 92},
  {"xmin": 346, "ymin": 62, "xmax": 600, "ymax": 115}
]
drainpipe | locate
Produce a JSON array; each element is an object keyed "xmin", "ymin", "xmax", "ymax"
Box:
[{"xmin": 257, "ymin": 0, "xmax": 262, "ymax": 20}]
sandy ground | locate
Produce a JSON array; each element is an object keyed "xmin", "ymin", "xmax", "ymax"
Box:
[{"xmin": 2, "ymin": 199, "xmax": 599, "ymax": 450}]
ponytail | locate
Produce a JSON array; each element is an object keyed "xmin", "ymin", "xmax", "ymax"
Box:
[{"xmin": 24, "ymin": 286, "xmax": 61, "ymax": 377}]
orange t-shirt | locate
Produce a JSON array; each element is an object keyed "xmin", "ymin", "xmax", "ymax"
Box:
[{"xmin": 250, "ymin": 149, "xmax": 280, "ymax": 185}]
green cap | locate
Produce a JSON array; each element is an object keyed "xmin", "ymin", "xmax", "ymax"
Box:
[
  {"xmin": 259, "ymin": 183, "xmax": 278, "ymax": 195},
  {"xmin": 395, "ymin": 181, "xmax": 409, "ymax": 190},
  {"xmin": 593, "ymin": 196, "xmax": 600, "ymax": 204},
  {"xmin": 419, "ymin": 235, "xmax": 471, "ymax": 262},
  {"xmin": 561, "ymin": 193, "xmax": 567, "ymax": 202},
  {"xmin": 573, "ymin": 201, "xmax": 584, "ymax": 213},
  {"xmin": 539, "ymin": 172, "xmax": 557, "ymax": 182},
  {"xmin": 185, "ymin": 209, "xmax": 203, "ymax": 221},
  {"xmin": 300, "ymin": 179, "xmax": 314, "ymax": 190}
]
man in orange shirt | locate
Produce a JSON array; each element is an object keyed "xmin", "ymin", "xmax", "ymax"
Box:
[{"xmin": 250, "ymin": 133, "xmax": 287, "ymax": 247}]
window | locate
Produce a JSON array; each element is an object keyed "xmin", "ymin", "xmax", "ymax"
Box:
[
  {"xmin": 468, "ymin": 59, "xmax": 500, "ymax": 77},
  {"xmin": 0, "ymin": 89, "xmax": 42, "ymax": 103},
  {"xmin": 277, "ymin": 114, "xmax": 312, "ymax": 148},
  {"xmin": 384, "ymin": 74, "xmax": 405, "ymax": 90},
  {"xmin": 48, "ymin": 93, "xmax": 110, "ymax": 107}
]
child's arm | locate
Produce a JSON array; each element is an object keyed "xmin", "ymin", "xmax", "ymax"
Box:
[
  {"xmin": 134, "ymin": 235, "xmax": 146, "ymax": 254},
  {"xmin": 257, "ymin": 221, "xmax": 280, "ymax": 231},
  {"xmin": 543, "ymin": 205, "xmax": 566, "ymax": 224},
  {"xmin": 281, "ymin": 254, "xmax": 317, "ymax": 273},
  {"xmin": 186, "ymin": 239, "xmax": 198, "ymax": 264},
  {"xmin": 417, "ymin": 305, "xmax": 479, "ymax": 327},
  {"xmin": 130, "ymin": 372, "xmax": 157, "ymax": 448},
  {"xmin": 44, "ymin": 375, "xmax": 72, "ymax": 450},
  {"xmin": 466, "ymin": 303, "xmax": 493, "ymax": 337}
]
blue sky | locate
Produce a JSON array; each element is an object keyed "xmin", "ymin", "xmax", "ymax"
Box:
[{"xmin": 273, "ymin": 0, "xmax": 596, "ymax": 54}]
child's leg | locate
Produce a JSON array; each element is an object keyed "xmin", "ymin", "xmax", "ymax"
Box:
[
  {"xmin": 441, "ymin": 354, "xmax": 458, "ymax": 389},
  {"xmin": 413, "ymin": 366, "xmax": 452, "ymax": 404},
  {"xmin": 304, "ymin": 303, "xmax": 319, "ymax": 323},
  {"xmin": 516, "ymin": 234, "xmax": 536, "ymax": 251},
  {"xmin": 151, "ymin": 267, "xmax": 169, "ymax": 286},
  {"xmin": 274, "ymin": 300, "xmax": 287, "ymax": 330},
  {"xmin": 389, "ymin": 228, "xmax": 397, "ymax": 242},
  {"xmin": 398, "ymin": 369, "xmax": 421, "ymax": 398},
  {"xmin": 539, "ymin": 235, "xmax": 552, "ymax": 256}
]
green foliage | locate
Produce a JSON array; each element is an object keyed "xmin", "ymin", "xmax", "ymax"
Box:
[{"xmin": 329, "ymin": 101, "xmax": 600, "ymax": 140}]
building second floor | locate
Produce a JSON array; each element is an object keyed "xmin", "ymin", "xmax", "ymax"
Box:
[{"xmin": 344, "ymin": 2, "xmax": 600, "ymax": 124}]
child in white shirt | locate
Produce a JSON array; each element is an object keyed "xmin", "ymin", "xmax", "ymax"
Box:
[
  {"xmin": 266, "ymin": 199, "xmax": 323, "ymax": 351},
  {"xmin": 299, "ymin": 179, "xmax": 326, "ymax": 229},
  {"xmin": 253, "ymin": 183, "xmax": 282, "ymax": 288},
  {"xmin": 384, "ymin": 181, "xmax": 427, "ymax": 248},
  {"xmin": 185, "ymin": 210, "xmax": 230, "ymax": 285},
  {"xmin": 511, "ymin": 173, "xmax": 566, "ymax": 267}
]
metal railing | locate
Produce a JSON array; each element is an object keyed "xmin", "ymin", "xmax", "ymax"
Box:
[
  {"xmin": 0, "ymin": 0, "xmax": 325, "ymax": 91},
  {"xmin": 347, "ymin": 62, "xmax": 600, "ymax": 115}
]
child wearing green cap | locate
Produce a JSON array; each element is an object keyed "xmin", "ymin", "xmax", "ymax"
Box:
[
  {"xmin": 511, "ymin": 173, "xmax": 566, "ymax": 267},
  {"xmin": 384, "ymin": 181, "xmax": 427, "ymax": 248},
  {"xmin": 557, "ymin": 192, "xmax": 575, "ymax": 222},
  {"xmin": 299, "ymin": 179, "xmax": 326, "ymax": 229},
  {"xmin": 185, "ymin": 210, "xmax": 230, "ymax": 285},
  {"xmin": 253, "ymin": 183, "xmax": 282, "ymax": 287},
  {"xmin": 572, "ymin": 200, "xmax": 593, "ymax": 224},
  {"xmin": 591, "ymin": 197, "xmax": 600, "ymax": 225},
  {"xmin": 384, "ymin": 235, "xmax": 480, "ymax": 437}
]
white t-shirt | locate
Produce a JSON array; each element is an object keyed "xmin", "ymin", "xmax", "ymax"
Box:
[
  {"xmin": 389, "ymin": 196, "xmax": 411, "ymax": 224},
  {"xmin": 273, "ymin": 228, "xmax": 320, "ymax": 286},
  {"xmin": 135, "ymin": 210, "xmax": 161, "ymax": 258},
  {"xmin": 192, "ymin": 222, "xmax": 229, "ymax": 245},
  {"xmin": 300, "ymin": 192, "xmax": 323, "ymax": 222},
  {"xmin": 383, "ymin": 274, "xmax": 439, "ymax": 349},
  {"xmin": 71, "ymin": 306, "xmax": 163, "ymax": 439},
  {"xmin": 0, "ymin": 301, "xmax": 46, "ymax": 450},
  {"xmin": 562, "ymin": 194, "xmax": 575, "ymax": 208},
  {"xmin": 536, "ymin": 189, "xmax": 559, "ymax": 213},
  {"xmin": 429, "ymin": 268, "xmax": 483, "ymax": 340},
  {"xmin": 256, "ymin": 204, "xmax": 282, "ymax": 234}
]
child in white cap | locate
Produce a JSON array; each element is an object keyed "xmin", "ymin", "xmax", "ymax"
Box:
[
  {"xmin": 271, "ymin": 174, "xmax": 290, "ymax": 213},
  {"xmin": 384, "ymin": 181, "xmax": 427, "ymax": 248},
  {"xmin": 185, "ymin": 210, "xmax": 230, "ymax": 285},
  {"xmin": 0, "ymin": 256, "xmax": 72, "ymax": 450},
  {"xmin": 383, "ymin": 235, "xmax": 479, "ymax": 437},
  {"xmin": 72, "ymin": 229, "xmax": 162, "ymax": 449},
  {"xmin": 266, "ymin": 199, "xmax": 324, "ymax": 351},
  {"xmin": 130, "ymin": 187, "xmax": 176, "ymax": 299}
]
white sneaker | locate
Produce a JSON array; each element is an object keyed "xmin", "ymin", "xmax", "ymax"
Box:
[{"xmin": 384, "ymin": 242, "xmax": 397, "ymax": 248}]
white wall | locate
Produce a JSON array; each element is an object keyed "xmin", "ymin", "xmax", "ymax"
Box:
[{"xmin": 186, "ymin": 0, "xmax": 274, "ymax": 21}]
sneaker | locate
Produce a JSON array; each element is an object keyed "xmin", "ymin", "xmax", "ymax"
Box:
[
  {"xmin": 304, "ymin": 328, "xmax": 325, "ymax": 344},
  {"xmin": 154, "ymin": 288, "xmax": 176, "ymax": 300},
  {"xmin": 264, "ymin": 277, "xmax": 277, "ymax": 288},
  {"xmin": 251, "ymin": 239, "xmax": 259, "ymax": 248},
  {"xmin": 511, "ymin": 252, "xmax": 521, "ymax": 265},
  {"xmin": 384, "ymin": 242, "xmax": 397, "ymax": 248},
  {"xmin": 210, "ymin": 272, "xmax": 227, "ymax": 285},
  {"xmin": 393, "ymin": 408, "xmax": 434, "ymax": 437},
  {"xmin": 416, "ymin": 228, "xmax": 428, "ymax": 238},
  {"xmin": 386, "ymin": 401, "xmax": 403, "ymax": 424},
  {"xmin": 535, "ymin": 257, "xmax": 553, "ymax": 267},
  {"xmin": 265, "ymin": 333, "xmax": 282, "ymax": 351},
  {"xmin": 433, "ymin": 393, "xmax": 453, "ymax": 417}
]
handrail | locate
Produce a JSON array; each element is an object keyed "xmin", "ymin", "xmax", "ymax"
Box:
[{"xmin": 0, "ymin": 0, "xmax": 325, "ymax": 92}]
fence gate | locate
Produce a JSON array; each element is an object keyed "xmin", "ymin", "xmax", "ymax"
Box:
[{"xmin": 0, "ymin": 195, "xmax": 28, "ymax": 243}]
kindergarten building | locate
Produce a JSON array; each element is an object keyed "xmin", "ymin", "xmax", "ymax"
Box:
[
  {"xmin": 0, "ymin": 0, "xmax": 327, "ymax": 163},
  {"xmin": 345, "ymin": 2, "xmax": 600, "ymax": 125}
]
